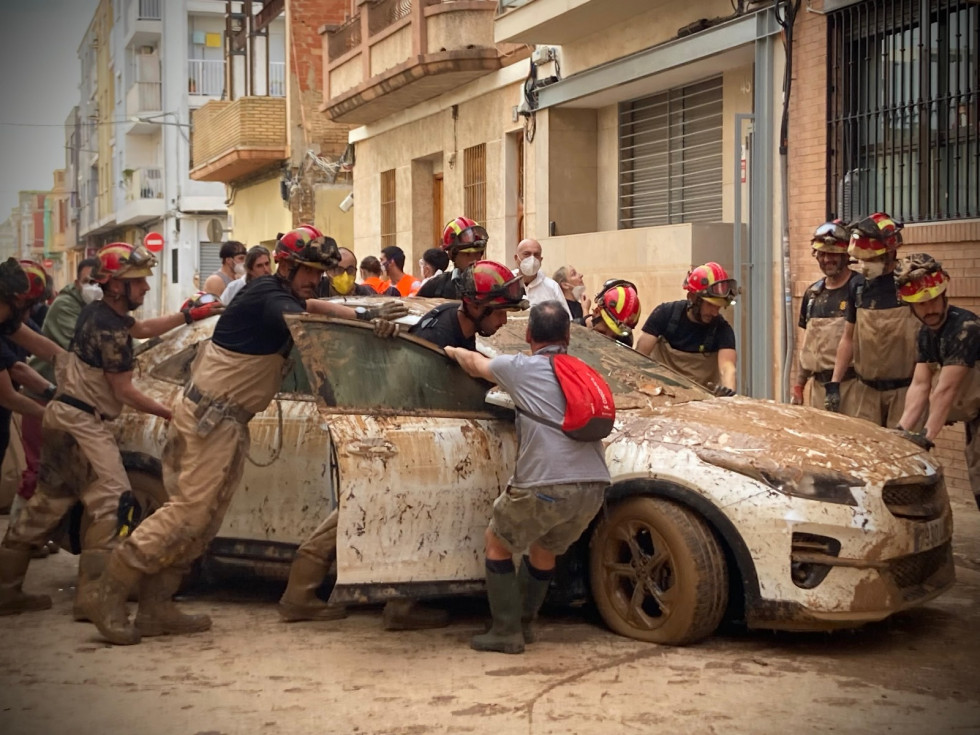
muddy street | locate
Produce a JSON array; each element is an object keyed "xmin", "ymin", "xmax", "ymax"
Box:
[{"xmin": 2, "ymin": 490, "xmax": 980, "ymax": 735}]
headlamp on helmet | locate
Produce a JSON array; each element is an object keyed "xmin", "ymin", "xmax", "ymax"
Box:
[{"xmin": 848, "ymin": 212, "xmax": 903, "ymax": 260}]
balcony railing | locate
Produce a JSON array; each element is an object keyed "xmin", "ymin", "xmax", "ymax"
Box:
[
  {"xmin": 188, "ymin": 59, "xmax": 225, "ymax": 97},
  {"xmin": 369, "ymin": 0, "xmax": 412, "ymax": 36},
  {"xmin": 328, "ymin": 15, "xmax": 361, "ymax": 60},
  {"xmin": 139, "ymin": 0, "xmax": 161, "ymax": 20},
  {"xmin": 189, "ymin": 97, "xmax": 288, "ymax": 182},
  {"xmin": 125, "ymin": 167, "xmax": 163, "ymax": 201},
  {"xmin": 270, "ymin": 61, "xmax": 285, "ymax": 97},
  {"xmin": 126, "ymin": 81, "xmax": 162, "ymax": 116}
]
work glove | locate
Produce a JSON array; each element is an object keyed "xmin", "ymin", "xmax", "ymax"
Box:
[
  {"xmin": 371, "ymin": 319, "xmax": 400, "ymax": 339},
  {"xmin": 894, "ymin": 428, "xmax": 935, "ymax": 451},
  {"xmin": 713, "ymin": 384, "xmax": 736, "ymax": 397},
  {"xmin": 790, "ymin": 384, "xmax": 804, "ymax": 405},
  {"xmin": 357, "ymin": 301, "xmax": 409, "ymax": 322},
  {"xmin": 182, "ymin": 301, "xmax": 224, "ymax": 324},
  {"xmin": 823, "ymin": 381, "xmax": 841, "ymax": 412}
]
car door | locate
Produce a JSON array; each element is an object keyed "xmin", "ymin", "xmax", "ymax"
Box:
[{"xmin": 285, "ymin": 315, "xmax": 516, "ymax": 604}]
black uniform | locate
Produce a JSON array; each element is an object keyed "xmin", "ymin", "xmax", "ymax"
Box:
[
  {"xmin": 416, "ymin": 271, "xmax": 458, "ymax": 299},
  {"xmin": 408, "ymin": 302, "xmax": 475, "ymax": 350},
  {"xmin": 641, "ymin": 300, "xmax": 735, "ymax": 353}
]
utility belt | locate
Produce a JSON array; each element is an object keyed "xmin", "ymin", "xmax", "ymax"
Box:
[
  {"xmin": 813, "ymin": 367, "xmax": 856, "ymax": 385},
  {"xmin": 184, "ymin": 383, "xmax": 254, "ymax": 437},
  {"xmin": 857, "ymin": 375, "xmax": 913, "ymax": 392},
  {"xmin": 56, "ymin": 394, "xmax": 103, "ymax": 421}
]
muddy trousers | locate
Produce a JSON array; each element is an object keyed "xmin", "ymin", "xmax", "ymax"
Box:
[
  {"xmin": 966, "ymin": 414, "xmax": 980, "ymax": 511},
  {"xmin": 849, "ymin": 382, "xmax": 909, "ymax": 428},
  {"xmin": 810, "ymin": 377, "xmax": 860, "ymax": 414},
  {"xmin": 16, "ymin": 409, "xmax": 43, "ymax": 501},
  {"xmin": 114, "ymin": 397, "xmax": 248, "ymax": 576}
]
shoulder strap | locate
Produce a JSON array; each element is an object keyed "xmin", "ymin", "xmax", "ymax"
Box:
[
  {"xmin": 665, "ymin": 301, "xmax": 685, "ymax": 341},
  {"xmin": 804, "ymin": 278, "xmax": 825, "ymax": 323},
  {"xmin": 514, "ymin": 353, "xmax": 563, "ymax": 431}
]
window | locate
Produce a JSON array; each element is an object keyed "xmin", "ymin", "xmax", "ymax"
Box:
[
  {"xmin": 829, "ymin": 0, "xmax": 979, "ymax": 223},
  {"xmin": 618, "ymin": 76, "xmax": 723, "ymax": 228},
  {"xmin": 380, "ymin": 169, "xmax": 396, "ymax": 248},
  {"xmin": 464, "ymin": 144, "xmax": 487, "ymax": 223}
]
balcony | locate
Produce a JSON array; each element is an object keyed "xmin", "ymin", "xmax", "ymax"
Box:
[
  {"xmin": 494, "ymin": 0, "xmax": 660, "ymax": 45},
  {"xmin": 189, "ymin": 97, "xmax": 288, "ymax": 183},
  {"xmin": 117, "ymin": 167, "xmax": 165, "ymax": 226},
  {"xmin": 322, "ymin": 0, "xmax": 515, "ymax": 125},
  {"xmin": 125, "ymin": 81, "xmax": 162, "ymax": 122},
  {"xmin": 123, "ymin": 0, "xmax": 162, "ymax": 48},
  {"xmin": 188, "ymin": 59, "xmax": 226, "ymax": 98}
]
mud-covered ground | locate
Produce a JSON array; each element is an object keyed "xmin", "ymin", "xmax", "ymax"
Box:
[{"xmin": 2, "ymin": 489, "xmax": 979, "ymax": 735}]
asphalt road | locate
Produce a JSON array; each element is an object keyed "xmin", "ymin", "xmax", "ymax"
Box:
[{"xmin": 1, "ymin": 490, "xmax": 979, "ymax": 735}]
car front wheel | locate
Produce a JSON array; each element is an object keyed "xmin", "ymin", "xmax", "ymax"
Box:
[{"xmin": 589, "ymin": 496, "xmax": 728, "ymax": 645}]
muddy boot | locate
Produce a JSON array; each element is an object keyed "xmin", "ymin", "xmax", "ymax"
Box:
[
  {"xmin": 92, "ymin": 554, "xmax": 142, "ymax": 645},
  {"xmin": 135, "ymin": 568, "xmax": 212, "ymax": 637},
  {"xmin": 0, "ymin": 546, "xmax": 51, "ymax": 616},
  {"xmin": 471, "ymin": 559, "xmax": 524, "ymax": 654},
  {"xmin": 278, "ymin": 554, "xmax": 347, "ymax": 622},
  {"xmin": 73, "ymin": 550, "xmax": 109, "ymax": 622},
  {"xmin": 520, "ymin": 557, "xmax": 554, "ymax": 644},
  {"xmin": 382, "ymin": 598, "xmax": 449, "ymax": 631}
]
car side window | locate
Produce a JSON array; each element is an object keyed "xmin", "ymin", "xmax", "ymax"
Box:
[
  {"xmin": 279, "ymin": 346, "xmax": 312, "ymax": 395},
  {"xmin": 292, "ymin": 320, "xmax": 510, "ymax": 418}
]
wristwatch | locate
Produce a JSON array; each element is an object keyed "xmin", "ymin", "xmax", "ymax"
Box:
[
  {"xmin": 42, "ymin": 384, "xmax": 56, "ymax": 401},
  {"xmin": 354, "ymin": 306, "xmax": 370, "ymax": 321}
]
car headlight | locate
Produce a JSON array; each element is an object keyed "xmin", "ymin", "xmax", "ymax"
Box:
[{"xmin": 695, "ymin": 448, "xmax": 864, "ymax": 506}]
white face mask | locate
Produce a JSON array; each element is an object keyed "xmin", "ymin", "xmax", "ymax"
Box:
[
  {"xmin": 571, "ymin": 284, "xmax": 587, "ymax": 301},
  {"xmin": 519, "ymin": 256, "xmax": 541, "ymax": 277},
  {"xmin": 854, "ymin": 260, "xmax": 886, "ymax": 279},
  {"xmin": 233, "ymin": 262, "xmax": 246, "ymax": 277},
  {"xmin": 81, "ymin": 283, "xmax": 103, "ymax": 304}
]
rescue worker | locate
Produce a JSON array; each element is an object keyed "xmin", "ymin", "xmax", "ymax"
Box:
[
  {"xmin": 0, "ymin": 243, "xmax": 221, "ymax": 618},
  {"xmin": 513, "ymin": 239, "xmax": 570, "ymax": 315},
  {"xmin": 635, "ymin": 263, "xmax": 738, "ymax": 395},
  {"xmin": 792, "ymin": 220, "xmax": 864, "ymax": 409},
  {"xmin": 582, "ymin": 279, "xmax": 641, "ymax": 347},
  {"xmin": 92, "ymin": 226, "xmax": 408, "ymax": 645},
  {"xmin": 446, "ymin": 301, "xmax": 610, "ymax": 654},
  {"xmin": 416, "ymin": 217, "xmax": 488, "ymax": 299},
  {"xmin": 203, "ymin": 240, "xmax": 247, "ymax": 297},
  {"xmin": 409, "ymin": 260, "xmax": 528, "ymax": 351},
  {"xmin": 826, "ymin": 213, "xmax": 918, "ymax": 426},
  {"xmin": 895, "ymin": 254, "xmax": 980, "ymax": 507},
  {"xmin": 279, "ymin": 260, "xmax": 528, "ymax": 629}
]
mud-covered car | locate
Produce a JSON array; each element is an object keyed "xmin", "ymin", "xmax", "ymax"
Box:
[{"xmin": 89, "ymin": 297, "xmax": 953, "ymax": 645}]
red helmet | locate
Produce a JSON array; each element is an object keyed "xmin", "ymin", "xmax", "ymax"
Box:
[
  {"xmin": 595, "ymin": 279, "xmax": 641, "ymax": 337},
  {"xmin": 457, "ymin": 260, "xmax": 527, "ymax": 310},
  {"xmin": 93, "ymin": 242, "xmax": 156, "ymax": 282},
  {"xmin": 811, "ymin": 219, "xmax": 849, "ymax": 254},
  {"xmin": 274, "ymin": 225, "xmax": 340, "ymax": 271},
  {"xmin": 442, "ymin": 216, "xmax": 488, "ymax": 257},
  {"xmin": 848, "ymin": 212, "xmax": 903, "ymax": 260},
  {"xmin": 895, "ymin": 252, "xmax": 950, "ymax": 303},
  {"xmin": 684, "ymin": 262, "xmax": 738, "ymax": 306},
  {"xmin": 16, "ymin": 260, "xmax": 50, "ymax": 304}
]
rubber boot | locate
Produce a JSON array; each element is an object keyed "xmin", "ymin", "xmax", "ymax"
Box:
[
  {"xmin": 382, "ymin": 598, "xmax": 449, "ymax": 631},
  {"xmin": 520, "ymin": 557, "xmax": 553, "ymax": 644},
  {"xmin": 278, "ymin": 554, "xmax": 347, "ymax": 622},
  {"xmin": 135, "ymin": 568, "xmax": 212, "ymax": 637},
  {"xmin": 92, "ymin": 554, "xmax": 142, "ymax": 646},
  {"xmin": 0, "ymin": 546, "xmax": 51, "ymax": 616},
  {"xmin": 471, "ymin": 560, "xmax": 525, "ymax": 654},
  {"xmin": 73, "ymin": 550, "xmax": 109, "ymax": 622}
]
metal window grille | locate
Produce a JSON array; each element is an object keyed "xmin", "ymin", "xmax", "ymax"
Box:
[
  {"xmin": 381, "ymin": 169, "xmax": 397, "ymax": 248},
  {"xmin": 618, "ymin": 76, "xmax": 723, "ymax": 228},
  {"xmin": 828, "ymin": 0, "xmax": 979, "ymax": 223},
  {"xmin": 464, "ymin": 144, "xmax": 487, "ymax": 224}
]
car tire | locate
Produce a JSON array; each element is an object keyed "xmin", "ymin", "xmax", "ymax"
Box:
[
  {"xmin": 74, "ymin": 469, "xmax": 169, "ymax": 550},
  {"xmin": 589, "ymin": 496, "xmax": 728, "ymax": 645}
]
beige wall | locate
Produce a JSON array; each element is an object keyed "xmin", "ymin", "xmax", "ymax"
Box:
[
  {"xmin": 230, "ymin": 177, "xmax": 292, "ymax": 247},
  {"xmin": 314, "ymin": 186, "xmax": 356, "ymax": 252}
]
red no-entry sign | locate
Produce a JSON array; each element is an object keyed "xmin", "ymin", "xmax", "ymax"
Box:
[
  {"xmin": 144, "ymin": 232, "xmax": 165, "ymax": 253},
  {"xmin": 43, "ymin": 259, "xmax": 54, "ymax": 269}
]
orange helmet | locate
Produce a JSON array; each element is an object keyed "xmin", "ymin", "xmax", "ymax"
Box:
[
  {"xmin": 93, "ymin": 242, "xmax": 156, "ymax": 282},
  {"xmin": 274, "ymin": 225, "xmax": 339, "ymax": 271},
  {"xmin": 441, "ymin": 216, "xmax": 488, "ymax": 258},
  {"xmin": 848, "ymin": 212, "xmax": 903, "ymax": 260},
  {"xmin": 595, "ymin": 279, "xmax": 641, "ymax": 338},
  {"xmin": 16, "ymin": 260, "xmax": 50, "ymax": 304},
  {"xmin": 684, "ymin": 262, "xmax": 738, "ymax": 307},
  {"xmin": 895, "ymin": 253, "xmax": 950, "ymax": 303},
  {"xmin": 457, "ymin": 260, "xmax": 527, "ymax": 311},
  {"xmin": 811, "ymin": 219, "xmax": 850, "ymax": 254}
]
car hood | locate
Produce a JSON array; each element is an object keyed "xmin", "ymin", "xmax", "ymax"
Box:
[{"xmin": 612, "ymin": 396, "xmax": 935, "ymax": 484}]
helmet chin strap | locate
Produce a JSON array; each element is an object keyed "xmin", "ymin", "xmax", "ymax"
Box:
[
  {"xmin": 687, "ymin": 296, "xmax": 704, "ymax": 322},
  {"xmin": 460, "ymin": 301, "xmax": 496, "ymax": 336}
]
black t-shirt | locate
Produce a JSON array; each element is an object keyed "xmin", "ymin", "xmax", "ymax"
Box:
[
  {"xmin": 844, "ymin": 273, "xmax": 904, "ymax": 323},
  {"xmin": 798, "ymin": 272, "xmax": 864, "ymax": 328},
  {"xmin": 408, "ymin": 302, "xmax": 474, "ymax": 350},
  {"xmin": 917, "ymin": 305, "xmax": 980, "ymax": 367},
  {"xmin": 71, "ymin": 301, "xmax": 136, "ymax": 373},
  {"xmin": 641, "ymin": 300, "xmax": 736, "ymax": 354},
  {"xmin": 416, "ymin": 271, "xmax": 458, "ymax": 299},
  {"xmin": 567, "ymin": 299, "xmax": 584, "ymax": 321},
  {"xmin": 0, "ymin": 316, "xmax": 39, "ymax": 381},
  {"xmin": 213, "ymin": 275, "xmax": 305, "ymax": 355},
  {"xmin": 0, "ymin": 315, "xmax": 21, "ymax": 337}
]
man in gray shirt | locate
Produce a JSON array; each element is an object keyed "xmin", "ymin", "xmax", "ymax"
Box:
[{"xmin": 446, "ymin": 300, "xmax": 610, "ymax": 654}]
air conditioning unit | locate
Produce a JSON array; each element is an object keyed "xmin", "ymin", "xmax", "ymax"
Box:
[
  {"xmin": 837, "ymin": 168, "xmax": 866, "ymax": 222},
  {"xmin": 138, "ymin": 46, "xmax": 156, "ymax": 55}
]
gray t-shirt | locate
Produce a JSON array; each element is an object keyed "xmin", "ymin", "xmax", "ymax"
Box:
[{"xmin": 489, "ymin": 347, "xmax": 610, "ymax": 488}]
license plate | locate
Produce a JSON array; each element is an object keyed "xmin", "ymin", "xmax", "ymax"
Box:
[{"xmin": 913, "ymin": 514, "xmax": 952, "ymax": 552}]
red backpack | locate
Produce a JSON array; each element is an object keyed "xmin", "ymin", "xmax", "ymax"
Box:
[{"xmin": 520, "ymin": 354, "xmax": 616, "ymax": 441}]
